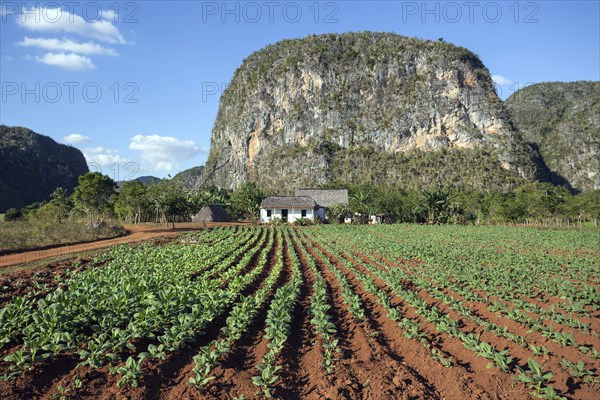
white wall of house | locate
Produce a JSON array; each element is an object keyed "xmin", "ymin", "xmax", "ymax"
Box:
[{"xmin": 260, "ymin": 208, "xmax": 317, "ymax": 223}]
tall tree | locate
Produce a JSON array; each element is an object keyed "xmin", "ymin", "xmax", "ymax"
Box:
[
  {"xmin": 231, "ymin": 182, "xmax": 265, "ymax": 221},
  {"xmin": 42, "ymin": 187, "xmax": 73, "ymax": 223},
  {"xmin": 72, "ymin": 173, "xmax": 117, "ymax": 228},
  {"xmin": 115, "ymin": 180, "xmax": 150, "ymax": 224},
  {"xmin": 420, "ymin": 188, "xmax": 459, "ymax": 224},
  {"xmin": 147, "ymin": 180, "xmax": 189, "ymax": 228},
  {"xmin": 350, "ymin": 189, "xmax": 372, "ymax": 223},
  {"xmin": 187, "ymin": 186, "xmax": 231, "ymax": 214}
]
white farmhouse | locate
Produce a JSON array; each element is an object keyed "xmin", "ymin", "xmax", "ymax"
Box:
[
  {"xmin": 259, "ymin": 189, "xmax": 349, "ymax": 223},
  {"xmin": 259, "ymin": 196, "xmax": 324, "ymax": 223}
]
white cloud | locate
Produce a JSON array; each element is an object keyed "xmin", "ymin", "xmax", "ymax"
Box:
[
  {"xmin": 5, "ymin": 56, "xmax": 13, "ymax": 62},
  {"xmin": 83, "ymin": 147, "xmax": 129, "ymax": 167},
  {"xmin": 63, "ymin": 133, "xmax": 91, "ymax": 144},
  {"xmin": 18, "ymin": 7, "xmax": 125, "ymax": 44},
  {"xmin": 492, "ymin": 74, "xmax": 512, "ymax": 86},
  {"xmin": 35, "ymin": 52, "xmax": 95, "ymax": 70},
  {"xmin": 129, "ymin": 135, "xmax": 206, "ymax": 172},
  {"xmin": 100, "ymin": 9, "xmax": 118, "ymax": 22},
  {"xmin": 18, "ymin": 37, "xmax": 117, "ymax": 56}
]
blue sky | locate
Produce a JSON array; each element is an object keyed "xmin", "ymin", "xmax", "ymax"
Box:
[{"xmin": 0, "ymin": 1, "xmax": 598, "ymax": 180}]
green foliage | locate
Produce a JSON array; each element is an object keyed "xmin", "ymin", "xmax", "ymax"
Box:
[
  {"xmin": 308, "ymin": 224, "xmax": 596, "ymax": 399},
  {"xmin": 516, "ymin": 359, "xmax": 557, "ymax": 397},
  {"xmin": 293, "ymin": 218, "xmax": 316, "ymax": 226},
  {"xmin": 230, "ymin": 181, "xmax": 265, "ymax": 220},
  {"xmin": 72, "ymin": 172, "xmax": 117, "ymax": 228},
  {"xmin": 189, "ymin": 229, "xmax": 280, "ymax": 390},
  {"xmin": 506, "ymin": 81, "xmax": 600, "ymax": 191},
  {"xmin": 146, "ymin": 180, "xmax": 190, "ymax": 228},
  {"xmin": 0, "ymin": 125, "xmax": 88, "ymax": 213},
  {"xmin": 326, "ymin": 204, "xmax": 352, "ymax": 223},
  {"xmin": 114, "ymin": 180, "xmax": 151, "ymax": 224},
  {"xmin": 0, "ymin": 226, "xmax": 269, "ymax": 383},
  {"xmin": 335, "ymin": 183, "xmax": 600, "ymax": 226},
  {"xmin": 35, "ymin": 187, "xmax": 73, "ymax": 223},
  {"xmin": 290, "ymin": 229, "xmax": 340, "ymax": 374},
  {"xmin": 419, "ymin": 188, "xmax": 460, "ymax": 224},
  {"xmin": 349, "ymin": 188, "xmax": 372, "ymax": 223},
  {"xmin": 4, "ymin": 208, "xmax": 21, "ymax": 222},
  {"xmin": 205, "ymin": 32, "xmax": 549, "ymax": 193},
  {"xmin": 109, "ymin": 355, "xmax": 145, "ymax": 387},
  {"xmin": 247, "ymin": 145, "xmax": 534, "ymax": 197},
  {"xmin": 19, "ymin": 201, "xmax": 47, "ymax": 220},
  {"xmin": 0, "ymin": 224, "xmax": 595, "ymax": 400},
  {"xmin": 187, "ymin": 186, "xmax": 231, "ymax": 214},
  {"xmin": 252, "ymin": 229, "xmax": 302, "ymax": 397}
]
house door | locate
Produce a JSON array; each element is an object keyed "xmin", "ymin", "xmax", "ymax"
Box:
[{"xmin": 281, "ymin": 209, "xmax": 289, "ymax": 222}]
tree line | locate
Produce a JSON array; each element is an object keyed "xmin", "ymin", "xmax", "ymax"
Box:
[
  {"xmin": 2, "ymin": 172, "xmax": 265, "ymax": 228},
  {"xmin": 329, "ymin": 182, "xmax": 600, "ymax": 226},
  {"xmin": 3, "ymin": 172, "xmax": 599, "ymax": 228}
]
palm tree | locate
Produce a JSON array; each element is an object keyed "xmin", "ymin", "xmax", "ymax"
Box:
[
  {"xmin": 421, "ymin": 188, "xmax": 457, "ymax": 224},
  {"xmin": 188, "ymin": 188, "xmax": 231, "ymax": 213},
  {"xmin": 351, "ymin": 190, "xmax": 371, "ymax": 224}
]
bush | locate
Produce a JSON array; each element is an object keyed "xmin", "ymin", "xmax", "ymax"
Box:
[
  {"xmin": 268, "ymin": 217, "xmax": 287, "ymax": 225},
  {"xmin": 294, "ymin": 218, "xmax": 317, "ymax": 226},
  {"xmin": 4, "ymin": 208, "xmax": 21, "ymax": 222}
]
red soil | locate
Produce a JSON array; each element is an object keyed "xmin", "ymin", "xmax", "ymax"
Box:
[{"xmin": 0, "ymin": 226, "xmax": 597, "ymax": 400}]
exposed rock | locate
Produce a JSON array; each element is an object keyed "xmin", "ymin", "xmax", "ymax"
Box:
[
  {"xmin": 203, "ymin": 32, "xmax": 545, "ymax": 192},
  {"xmin": 172, "ymin": 166, "xmax": 204, "ymax": 190},
  {"xmin": 506, "ymin": 81, "xmax": 599, "ymax": 191}
]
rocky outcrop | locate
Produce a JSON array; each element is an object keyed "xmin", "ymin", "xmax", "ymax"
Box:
[
  {"xmin": 506, "ymin": 81, "xmax": 599, "ymax": 191},
  {"xmin": 203, "ymin": 32, "xmax": 545, "ymax": 192},
  {"xmin": 0, "ymin": 125, "xmax": 89, "ymax": 212},
  {"xmin": 172, "ymin": 166, "xmax": 204, "ymax": 190}
]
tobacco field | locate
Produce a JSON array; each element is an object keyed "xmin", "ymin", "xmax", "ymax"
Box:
[{"xmin": 0, "ymin": 225, "xmax": 598, "ymax": 399}]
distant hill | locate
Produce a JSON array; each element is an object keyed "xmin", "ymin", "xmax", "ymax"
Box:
[
  {"xmin": 172, "ymin": 166, "xmax": 204, "ymax": 190},
  {"xmin": 117, "ymin": 175, "xmax": 161, "ymax": 187},
  {"xmin": 505, "ymin": 81, "xmax": 599, "ymax": 191},
  {"xmin": 0, "ymin": 125, "xmax": 89, "ymax": 212},
  {"xmin": 203, "ymin": 32, "xmax": 547, "ymax": 193}
]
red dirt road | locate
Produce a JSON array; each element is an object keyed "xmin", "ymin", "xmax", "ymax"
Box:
[{"xmin": 0, "ymin": 222, "xmax": 248, "ymax": 269}]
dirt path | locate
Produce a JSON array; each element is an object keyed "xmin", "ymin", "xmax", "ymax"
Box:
[{"xmin": 0, "ymin": 222, "xmax": 249, "ymax": 269}]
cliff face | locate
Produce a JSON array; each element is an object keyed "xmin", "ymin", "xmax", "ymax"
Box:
[
  {"xmin": 173, "ymin": 166, "xmax": 204, "ymax": 189},
  {"xmin": 0, "ymin": 125, "xmax": 89, "ymax": 212},
  {"xmin": 203, "ymin": 32, "xmax": 545, "ymax": 192},
  {"xmin": 505, "ymin": 81, "xmax": 600, "ymax": 191}
]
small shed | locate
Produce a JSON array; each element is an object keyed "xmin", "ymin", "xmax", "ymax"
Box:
[
  {"xmin": 260, "ymin": 196, "xmax": 323, "ymax": 223},
  {"xmin": 192, "ymin": 204, "xmax": 231, "ymax": 223}
]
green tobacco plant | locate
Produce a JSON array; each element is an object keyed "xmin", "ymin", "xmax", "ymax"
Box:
[{"xmin": 110, "ymin": 355, "xmax": 145, "ymax": 388}]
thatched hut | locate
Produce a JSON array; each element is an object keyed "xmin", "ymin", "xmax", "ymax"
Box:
[{"xmin": 192, "ymin": 204, "xmax": 231, "ymax": 223}]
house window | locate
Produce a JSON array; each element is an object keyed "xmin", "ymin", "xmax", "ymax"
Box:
[
  {"xmin": 267, "ymin": 209, "xmax": 272, "ymax": 218},
  {"xmin": 301, "ymin": 209, "xmax": 307, "ymax": 218}
]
